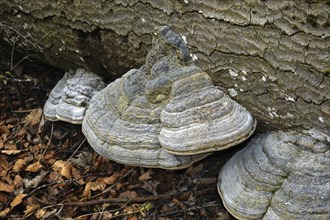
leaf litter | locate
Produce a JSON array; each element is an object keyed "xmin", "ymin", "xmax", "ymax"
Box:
[{"xmin": 0, "ymin": 65, "xmax": 235, "ymax": 220}]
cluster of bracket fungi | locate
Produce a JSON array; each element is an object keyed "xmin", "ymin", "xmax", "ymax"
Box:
[{"xmin": 44, "ymin": 27, "xmax": 330, "ymax": 219}]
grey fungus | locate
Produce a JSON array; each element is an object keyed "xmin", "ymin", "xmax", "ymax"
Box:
[
  {"xmin": 218, "ymin": 130, "xmax": 330, "ymax": 220},
  {"xmin": 81, "ymin": 68, "xmax": 211, "ymax": 169},
  {"xmin": 82, "ymin": 26, "xmax": 256, "ymax": 169},
  {"xmin": 43, "ymin": 68, "xmax": 105, "ymax": 124},
  {"xmin": 159, "ymin": 71, "xmax": 256, "ymax": 155}
]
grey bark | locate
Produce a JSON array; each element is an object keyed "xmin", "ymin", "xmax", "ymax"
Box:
[{"xmin": 0, "ymin": 0, "xmax": 329, "ymax": 136}]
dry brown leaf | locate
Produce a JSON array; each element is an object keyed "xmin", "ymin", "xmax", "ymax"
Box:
[
  {"xmin": 0, "ymin": 181, "xmax": 14, "ymax": 193},
  {"xmin": 128, "ymin": 216, "xmax": 138, "ymax": 220},
  {"xmin": 119, "ymin": 190, "xmax": 139, "ymax": 199},
  {"xmin": 15, "ymin": 127, "xmax": 27, "ymax": 137},
  {"xmin": 23, "ymin": 169, "xmax": 48, "ymax": 189},
  {"xmin": 52, "ymin": 160, "xmax": 73, "ymax": 179},
  {"xmin": 25, "ymin": 161, "xmax": 42, "ymax": 172},
  {"xmin": 139, "ymin": 170, "xmax": 153, "ymax": 181},
  {"xmin": 4, "ymin": 143, "xmax": 17, "ymax": 150},
  {"xmin": 11, "ymin": 193, "xmax": 27, "ymax": 208},
  {"xmin": 103, "ymin": 176, "xmax": 117, "ymax": 185},
  {"xmin": 71, "ymin": 152, "xmax": 93, "ymax": 168},
  {"xmin": 0, "ymin": 208, "xmax": 10, "ymax": 218},
  {"xmin": 0, "ymin": 124, "xmax": 9, "ymax": 134},
  {"xmin": 1, "ymin": 149, "xmax": 21, "ymax": 155},
  {"xmin": 24, "ymin": 108, "xmax": 42, "ymax": 127},
  {"xmin": 35, "ymin": 208, "xmax": 46, "ymax": 219},
  {"xmin": 13, "ymin": 175, "xmax": 23, "ymax": 188},
  {"xmin": 24, "ymin": 203, "xmax": 39, "ymax": 218},
  {"xmin": 1, "ymin": 175, "xmax": 12, "ymax": 185},
  {"xmin": 71, "ymin": 167, "xmax": 84, "ymax": 185},
  {"xmin": 0, "ymin": 155, "xmax": 9, "ymax": 176},
  {"xmin": 13, "ymin": 158, "xmax": 26, "ymax": 172},
  {"xmin": 0, "ymin": 194, "xmax": 8, "ymax": 204},
  {"xmin": 83, "ymin": 179, "xmax": 107, "ymax": 199},
  {"xmin": 47, "ymin": 171, "xmax": 63, "ymax": 183},
  {"xmin": 200, "ymin": 207, "xmax": 207, "ymax": 216},
  {"xmin": 0, "ymin": 137, "xmax": 3, "ymax": 149},
  {"xmin": 141, "ymin": 180, "xmax": 159, "ymax": 196}
]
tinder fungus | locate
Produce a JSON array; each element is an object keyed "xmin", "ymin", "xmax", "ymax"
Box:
[
  {"xmin": 218, "ymin": 130, "xmax": 330, "ymax": 220},
  {"xmin": 44, "ymin": 68, "xmax": 105, "ymax": 124},
  {"xmin": 82, "ymin": 26, "xmax": 256, "ymax": 169}
]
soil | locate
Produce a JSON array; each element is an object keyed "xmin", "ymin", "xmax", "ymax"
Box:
[{"xmin": 0, "ymin": 62, "xmax": 239, "ymax": 219}]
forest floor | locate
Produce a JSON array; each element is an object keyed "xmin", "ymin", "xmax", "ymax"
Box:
[{"xmin": 0, "ymin": 63, "xmax": 238, "ymax": 219}]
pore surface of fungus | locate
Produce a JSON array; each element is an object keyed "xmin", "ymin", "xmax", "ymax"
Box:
[
  {"xmin": 218, "ymin": 130, "xmax": 330, "ymax": 220},
  {"xmin": 82, "ymin": 26, "xmax": 256, "ymax": 169},
  {"xmin": 44, "ymin": 68, "xmax": 105, "ymax": 124}
]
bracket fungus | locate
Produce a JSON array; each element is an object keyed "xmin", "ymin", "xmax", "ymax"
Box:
[
  {"xmin": 43, "ymin": 68, "xmax": 105, "ymax": 124},
  {"xmin": 218, "ymin": 130, "xmax": 330, "ymax": 220},
  {"xmin": 82, "ymin": 26, "xmax": 256, "ymax": 169}
]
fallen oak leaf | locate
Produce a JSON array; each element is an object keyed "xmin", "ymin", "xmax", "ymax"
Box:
[
  {"xmin": 0, "ymin": 155, "xmax": 9, "ymax": 176},
  {"xmin": 83, "ymin": 179, "xmax": 107, "ymax": 199},
  {"xmin": 141, "ymin": 180, "xmax": 160, "ymax": 196},
  {"xmin": 23, "ymin": 169, "xmax": 48, "ymax": 189},
  {"xmin": 35, "ymin": 208, "xmax": 46, "ymax": 219},
  {"xmin": 0, "ymin": 137, "xmax": 3, "ymax": 149},
  {"xmin": 0, "ymin": 208, "xmax": 10, "ymax": 218},
  {"xmin": 13, "ymin": 158, "xmax": 26, "ymax": 172},
  {"xmin": 15, "ymin": 127, "xmax": 27, "ymax": 137},
  {"xmin": 13, "ymin": 175, "xmax": 23, "ymax": 188},
  {"xmin": 52, "ymin": 160, "xmax": 73, "ymax": 179},
  {"xmin": 4, "ymin": 143, "xmax": 17, "ymax": 150},
  {"xmin": 0, "ymin": 194, "xmax": 8, "ymax": 204},
  {"xmin": 119, "ymin": 190, "xmax": 139, "ymax": 200},
  {"xmin": 24, "ymin": 203, "xmax": 40, "ymax": 218},
  {"xmin": 11, "ymin": 193, "xmax": 27, "ymax": 208},
  {"xmin": 1, "ymin": 149, "xmax": 22, "ymax": 155},
  {"xmin": 0, "ymin": 124, "xmax": 9, "ymax": 134},
  {"xmin": 139, "ymin": 169, "xmax": 153, "ymax": 181},
  {"xmin": 71, "ymin": 151, "xmax": 93, "ymax": 168},
  {"xmin": 0, "ymin": 181, "xmax": 14, "ymax": 193},
  {"xmin": 24, "ymin": 108, "xmax": 42, "ymax": 127},
  {"xmin": 25, "ymin": 161, "xmax": 43, "ymax": 172}
]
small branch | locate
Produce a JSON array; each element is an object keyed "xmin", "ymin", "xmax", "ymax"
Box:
[
  {"xmin": 12, "ymin": 54, "xmax": 34, "ymax": 70},
  {"xmin": 10, "ymin": 36, "xmax": 16, "ymax": 70},
  {"xmin": 0, "ymin": 76, "xmax": 31, "ymax": 83},
  {"xmin": 27, "ymin": 174, "xmax": 95, "ymax": 198},
  {"xmin": 35, "ymin": 193, "xmax": 170, "ymax": 207},
  {"xmin": 0, "ymin": 23, "xmax": 43, "ymax": 51},
  {"xmin": 65, "ymin": 193, "xmax": 169, "ymax": 206},
  {"xmin": 11, "ymin": 108, "xmax": 39, "ymax": 113}
]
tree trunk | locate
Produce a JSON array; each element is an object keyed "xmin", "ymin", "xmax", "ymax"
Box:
[{"xmin": 0, "ymin": 0, "xmax": 329, "ymax": 136}]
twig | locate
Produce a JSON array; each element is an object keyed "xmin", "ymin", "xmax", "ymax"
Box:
[
  {"xmin": 27, "ymin": 174, "xmax": 95, "ymax": 198},
  {"xmin": 0, "ymin": 76, "xmax": 32, "ymax": 83},
  {"xmin": 63, "ymin": 194, "xmax": 169, "ymax": 207},
  {"xmin": 38, "ymin": 121, "xmax": 54, "ymax": 162},
  {"xmin": 72, "ymin": 202, "xmax": 130, "ymax": 220},
  {"xmin": 10, "ymin": 36, "xmax": 16, "ymax": 70},
  {"xmin": 11, "ymin": 108, "xmax": 39, "ymax": 113},
  {"xmin": 159, "ymin": 201, "xmax": 219, "ymax": 217},
  {"xmin": 11, "ymin": 54, "xmax": 34, "ymax": 71},
  {"xmin": 0, "ymin": 23, "xmax": 43, "ymax": 51}
]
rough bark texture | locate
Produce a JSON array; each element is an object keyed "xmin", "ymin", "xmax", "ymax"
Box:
[{"xmin": 0, "ymin": 0, "xmax": 329, "ymax": 136}]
